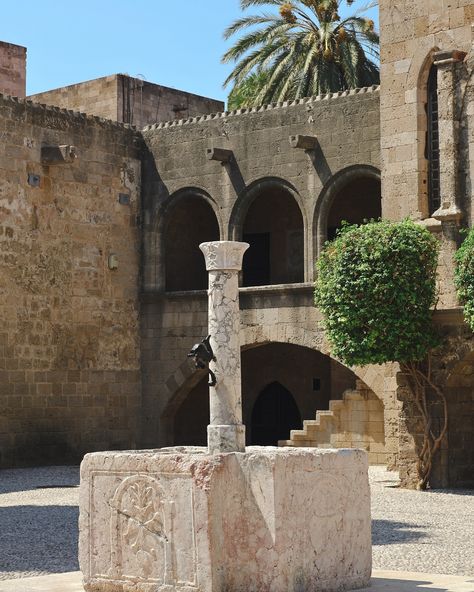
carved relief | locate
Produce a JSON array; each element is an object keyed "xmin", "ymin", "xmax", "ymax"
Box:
[
  {"xmin": 200, "ymin": 241, "xmax": 249, "ymax": 271},
  {"xmin": 109, "ymin": 475, "xmax": 172, "ymax": 584}
]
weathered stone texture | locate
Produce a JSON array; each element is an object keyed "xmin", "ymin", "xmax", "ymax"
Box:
[
  {"xmin": 282, "ymin": 380, "xmax": 388, "ymax": 466},
  {"xmin": 379, "ymin": 0, "xmax": 474, "ymax": 487},
  {"xmin": 379, "ymin": 0, "xmax": 473, "ymax": 306},
  {"xmin": 0, "ymin": 41, "xmax": 26, "ymax": 99},
  {"xmin": 0, "ymin": 95, "xmax": 142, "ymax": 466},
  {"xmin": 79, "ymin": 447, "xmax": 371, "ymax": 592},
  {"xmin": 139, "ymin": 90, "xmax": 382, "ymax": 451},
  {"xmin": 29, "ymin": 75, "xmax": 224, "ymax": 129}
]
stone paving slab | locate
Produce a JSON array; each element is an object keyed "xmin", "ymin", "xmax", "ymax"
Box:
[{"xmin": 0, "ymin": 571, "xmax": 473, "ymax": 592}]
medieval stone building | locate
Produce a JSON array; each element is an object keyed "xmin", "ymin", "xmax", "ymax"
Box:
[{"xmin": 0, "ymin": 1, "xmax": 472, "ymax": 488}]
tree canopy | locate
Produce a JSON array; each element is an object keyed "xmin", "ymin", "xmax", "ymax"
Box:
[
  {"xmin": 455, "ymin": 227, "xmax": 474, "ymax": 331},
  {"xmin": 315, "ymin": 220, "xmax": 439, "ymax": 367},
  {"xmin": 223, "ymin": 0, "xmax": 380, "ymax": 108}
]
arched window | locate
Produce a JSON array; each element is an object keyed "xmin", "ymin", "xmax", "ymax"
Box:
[
  {"xmin": 326, "ymin": 176, "xmax": 381, "ymax": 241},
  {"xmin": 426, "ymin": 65, "xmax": 440, "ymax": 215},
  {"xmin": 241, "ymin": 185, "xmax": 304, "ymax": 286},
  {"xmin": 164, "ymin": 194, "xmax": 219, "ymax": 291}
]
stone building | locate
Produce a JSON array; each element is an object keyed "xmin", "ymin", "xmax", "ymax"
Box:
[{"xmin": 0, "ymin": 0, "xmax": 473, "ymax": 489}]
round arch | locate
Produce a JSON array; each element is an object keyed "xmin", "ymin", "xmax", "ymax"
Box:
[
  {"xmin": 228, "ymin": 177, "xmax": 308, "ymax": 285},
  {"xmin": 313, "ymin": 164, "xmax": 381, "ymax": 257},
  {"xmin": 160, "ymin": 187, "xmax": 222, "ymax": 292},
  {"xmin": 161, "ymin": 323, "xmax": 387, "ymax": 429},
  {"xmin": 229, "ymin": 177, "xmax": 307, "ymax": 239}
]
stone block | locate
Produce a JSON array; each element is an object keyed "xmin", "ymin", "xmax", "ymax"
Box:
[{"xmin": 79, "ymin": 446, "xmax": 371, "ymax": 592}]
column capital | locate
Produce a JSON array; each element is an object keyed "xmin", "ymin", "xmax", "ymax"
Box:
[
  {"xmin": 433, "ymin": 49, "xmax": 467, "ymax": 67},
  {"xmin": 200, "ymin": 241, "xmax": 249, "ymax": 272}
]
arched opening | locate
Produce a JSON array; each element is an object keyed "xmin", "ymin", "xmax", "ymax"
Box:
[
  {"xmin": 426, "ymin": 65, "xmax": 440, "ymax": 215},
  {"xmin": 327, "ymin": 176, "xmax": 381, "ymax": 240},
  {"xmin": 240, "ymin": 185, "xmax": 304, "ymax": 286},
  {"xmin": 164, "ymin": 194, "xmax": 219, "ymax": 291},
  {"xmin": 251, "ymin": 382, "xmax": 301, "ymax": 446},
  {"xmin": 171, "ymin": 342, "xmax": 386, "ymax": 463},
  {"xmin": 415, "ymin": 48, "xmax": 441, "ymax": 218}
]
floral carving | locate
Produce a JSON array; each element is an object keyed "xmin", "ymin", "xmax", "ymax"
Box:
[
  {"xmin": 122, "ymin": 481, "xmax": 165, "ymax": 559},
  {"xmin": 110, "ymin": 475, "xmax": 167, "ymax": 581}
]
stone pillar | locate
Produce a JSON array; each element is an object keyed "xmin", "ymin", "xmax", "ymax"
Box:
[
  {"xmin": 432, "ymin": 49, "xmax": 466, "ymax": 222},
  {"xmin": 200, "ymin": 241, "xmax": 249, "ymax": 454},
  {"xmin": 432, "ymin": 50, "xmax": 467, "ymax": 308}
]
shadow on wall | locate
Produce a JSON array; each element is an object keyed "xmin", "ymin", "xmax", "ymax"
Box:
[
  {"xmin": 371, "ymin": 519, "xmax": 428, "ymax": 546},
  {"xmin": 0, "ymin": 505, "xmax": 79, "ymax": 576}
]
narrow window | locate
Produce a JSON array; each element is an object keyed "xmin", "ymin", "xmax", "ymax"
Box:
[{"xmin": 427, "ymin": 66, "xmax": 440, "ymax": 214}]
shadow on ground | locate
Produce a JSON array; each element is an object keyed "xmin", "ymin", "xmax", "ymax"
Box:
[
  {"xmin": 372, "ymin": 519, "xmax": 428, "ymax": 546},
  {"xmin": 0, "ymin": 506, "xmax": 79, "ymax": 577},
  {"xmin": 0, "ymin": 467, "xmax": 79, "ymax": 495}
]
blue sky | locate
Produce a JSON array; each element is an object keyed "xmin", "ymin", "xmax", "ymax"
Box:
[{"xmin": 1, "ymin": 0, "xmax": 378, "ymax": 103}]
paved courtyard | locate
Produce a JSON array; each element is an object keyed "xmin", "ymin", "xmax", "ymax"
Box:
[{"xmin": 0, "ymin": 465, "xmax": 473, "ymax": 584}]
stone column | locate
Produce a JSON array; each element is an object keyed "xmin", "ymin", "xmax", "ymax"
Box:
[
  {"xmin": 432, "ymin": 49, "xmax": 466, "ymax": 222},
  {"xmin": 432, "ymin": 50, "xmax": 467, "ymax": 308},
  {"xmin": 200, "ymin": 241, "xmax": 249, "ymax": 454}
]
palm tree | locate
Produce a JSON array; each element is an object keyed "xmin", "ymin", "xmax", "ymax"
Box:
[
  {"xmin": 223, "ymin": 0, "xmax": 380, "ymax": 108},
  {"xmin": 227, "ymin": 69, "xmax": 271, "ymax": 109}
]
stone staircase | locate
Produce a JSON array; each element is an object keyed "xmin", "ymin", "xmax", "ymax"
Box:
[{"xmin": 279, "ymin": 380, "xmax": 387, "ymax": 465}]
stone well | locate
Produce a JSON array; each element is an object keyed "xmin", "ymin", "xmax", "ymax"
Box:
[
  {"xmin": 79, "ymin": 446, "xmax": 371, "ymax": 592},
  {"xmin": 79, "ymin": 242, "xmax": 371, "ymax": 592}
]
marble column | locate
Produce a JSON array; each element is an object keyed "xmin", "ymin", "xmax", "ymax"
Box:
[{"xmin": 199, "ymin": 241, "xmax": 249, "ymax": 454}]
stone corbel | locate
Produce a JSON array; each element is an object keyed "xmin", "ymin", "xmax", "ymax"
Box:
[
  {"xmin": 431, "ymin": 50, "xmax": 467, "ymax": 224},
  {"xmin": 289, "ymin": 134, "xmax": 318, "ymax": 150},
  {"xmin": 41, "ymin": 144, "xmax": 77, "ymax": 165},
  {"xmin": 206, "ymin": 147, "xmax": 233, "ymax": 164}
]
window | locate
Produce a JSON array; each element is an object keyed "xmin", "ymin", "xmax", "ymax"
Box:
[{"xmin": 427, "ymin": 66, "xmax": 440, "ymax": 214}]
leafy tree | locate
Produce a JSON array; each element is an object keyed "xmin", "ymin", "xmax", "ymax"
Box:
[
  {"xmin": 315, "ymin": 220, "xmax": 446, "ymax": 490},
  {"xmin": 223, "ymin": 0, "xmax": 380, "ymax": 108},
  {"xmin": 455, "ymin": 227, "xmax": 474, "ymax": 331}
]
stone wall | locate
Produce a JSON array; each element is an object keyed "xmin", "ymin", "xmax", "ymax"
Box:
[
  {"xmin": 140, "ymin": 90, "xmax": 382, "ymax": 449},
  {"xmin": 29, "ymin": 75, "xmax": 224, "ymax": 128},
  {"xmin": 379, "ymin": 1, "xmax": 473, "ymax": 307},
  {"xmin": 379, "ymin": 0, "xmax": 474, "ymax": 487},
  {"xmin": 141, "ymin": 86, "xmax": 381, "ymax": 291},
  {"xmin": 0, "ymin": 41, "xmax": 26, "ymax": 98},
  {"xmin": 0, "ymin": 94, "xmax": 142, "ymax": 466},
  {"xmin": 282, "ymin": 380, "xmax": 387, "ymax": 466}
]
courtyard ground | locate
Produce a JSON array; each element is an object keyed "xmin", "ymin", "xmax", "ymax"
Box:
[{"xmin": 0, "ymin": 465, "xmax": 472, "ymax": 584}]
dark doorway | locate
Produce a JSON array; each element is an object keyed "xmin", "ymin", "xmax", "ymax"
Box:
[
  {"xmin": 241, "ymin": 185, "xmax": 304, "ymax": 286},
  {"xmin": 243, "ymin": 232, "xmax": 270, "ymax": 286},
  {"xmin": 251, "ymin": 382, "xmax": 302, "ymax": 445}
]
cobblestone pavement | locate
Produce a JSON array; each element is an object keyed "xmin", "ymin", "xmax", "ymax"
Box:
[
  {"xmin": 0, "ymin": 465, "xmax": 473, "ymax": 580},
  {"xmin": 370, "ymin": 466, "xmax": 474, "ymax": 577}
]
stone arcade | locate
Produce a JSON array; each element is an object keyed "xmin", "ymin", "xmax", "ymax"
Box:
[{"xmin": 79, "ymin": 242, "xmax": 371, "ymax": 592}]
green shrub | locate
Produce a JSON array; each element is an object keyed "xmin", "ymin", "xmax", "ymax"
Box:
[
  {"xmin": 315, "ymin": 219, "xmax": 439, "ymax": 366},
  {"xmin": 455, "ymin": 227, "xmax": 474, "ymax": 331}
]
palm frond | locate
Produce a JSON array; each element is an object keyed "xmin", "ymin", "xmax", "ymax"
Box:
[{"xmin": 223, "ymin": 0, "xmax": 380, "ymax": 107}]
